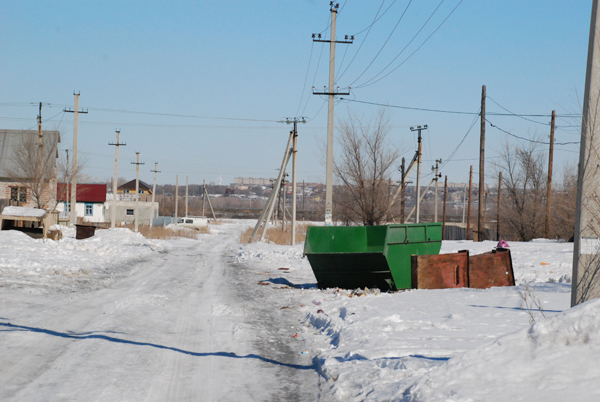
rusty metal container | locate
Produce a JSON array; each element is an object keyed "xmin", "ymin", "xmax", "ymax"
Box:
[
  {"xmin": 411, "ymin": 250, "xmax": 469, "ymax": 289},
  {"xmin": 469, "ymin": 248, "xmax": 515, "ymax": 288},
  {"xmin": 75, "ymin": 224, "xmax": 96, "ymax": 240}
]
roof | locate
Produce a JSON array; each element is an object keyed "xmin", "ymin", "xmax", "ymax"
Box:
[
  {"xmin": 118, "ymin": 179, "xmax": 152, "ymax": 192},
  {"xmin": 57, "ymin": 183, "xmax": 107, "ymax": 203},
  {"xmin": 0, "ymin": 129, "xmax": 61, "ymax": 179}
]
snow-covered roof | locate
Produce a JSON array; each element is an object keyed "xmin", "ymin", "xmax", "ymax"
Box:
[{"xmin": 1, "ymin": 206, "xmax": 47, "ymax": 218}]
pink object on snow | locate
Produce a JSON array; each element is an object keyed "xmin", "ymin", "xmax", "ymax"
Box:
[{"xmin": 497, "ymin": 239, "xmax": 510, "ymax": 248}]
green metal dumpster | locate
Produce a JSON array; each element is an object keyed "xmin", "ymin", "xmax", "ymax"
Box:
[{"xmin": 303, "ymin": 223, "xmax": 442, "ymax": 291}]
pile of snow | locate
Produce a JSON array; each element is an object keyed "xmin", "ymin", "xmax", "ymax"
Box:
[
  {"xmin": 0, "ymin": 226, "xmax": 195, "ymax": 293},
  {"xmin": 1, "ymin": 206, "xmax": 46, "ymax": 217},
  {"xmin": 404, "ymin": 298, "xmax": 600, "ymax": 401}
]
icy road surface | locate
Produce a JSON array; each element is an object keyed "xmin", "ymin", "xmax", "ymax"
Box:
[{"xmin": 0, "ymin": 223, "xmax": 320, "ymax": 401}]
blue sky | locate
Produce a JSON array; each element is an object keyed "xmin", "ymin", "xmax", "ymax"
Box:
[{"xmin": 0, "ymin": 0, "xmax": 591, "ymax": 186}]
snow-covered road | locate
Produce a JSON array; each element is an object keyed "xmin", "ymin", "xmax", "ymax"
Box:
[{"xmin": 0, "ymin": 223, "xmax": 320, "ymax": 401}]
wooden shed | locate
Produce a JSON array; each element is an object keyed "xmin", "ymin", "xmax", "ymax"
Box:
[{"xmin": 0, "ymin": 206, "xmax": 53, "ymax": 239}]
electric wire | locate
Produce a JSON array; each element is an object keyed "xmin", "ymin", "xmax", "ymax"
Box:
[
  {"xmin": 355, "ymin": 0, "xmax": 464, "ymax": 89},
  {"xmin": 351, "ymin": 0, "xmax": 398, "ymax": 36},
  {"xmin": 354, "ymin": 0, "xmax": 447, "ymax": 88},
  {"xmin": 347, "ymin": 0, "xmax": 414, "ymax": 87},
  {"xmin": 301, "ymin": 41, "xmax": 327, "ymax": 116},
  {"xmin": 336, "ymin": 0, "xmax": 387, "ymax": 82},
  {"xmin": 485, "ymin": 118, "xmax": 580, "ymax": 146},
  {"xmin": 296, "ymin": 41, "xmax": 315, "ymax": 117}
]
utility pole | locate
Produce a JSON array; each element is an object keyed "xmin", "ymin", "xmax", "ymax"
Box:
[
  {"xmin": 312, "ymin": 2, "xmax": 353, "ymax": 224},
  {"xmin": 432, "ymin": 159, "xmax": 442, "ymax": 222},
  {"xmin": 462, "ymin": 184, "xmax": 466, "ymax": 224},
  {"xmin": 65, "ymin": 150, "xmax": 70, "ymax": 214},
  {"xmin": 150, "ymin": 162, "xmax": 160, "ymax": 227},
  {"xmin": 64, "ymin": 93, "xmax": 88, "ymax": 227},
  {"xmin": 477, "ymin": 85, "xmax": 486, "ymax": 242},
  {"xmin": 282, "ymin": 175, "xmax": 287, "ymax": 231},
  {"xmin": 131, "ymin": 152, "xmax": 144, "ymax": 232},
  {"xmin": 185, "ymin": 176, "xmax": 189, "ymax": 218},
  {"xmin": 109, "ymin": 130, "xmax": 126, "ymax": 228},
  {"xmin": 202, "ymin": 180, "xmax": 206, "ymax": 217},
  {"xmin": 546, "ymin": 110, "xmax": 556, "ymax": 239},
  {"xmin": 442, "ymin": 175, "xmax": 448, "ymax": 240},
  {"xmin": 400, "ymin": 157, "xmax": 406, "ymax": 223},
  {"xmin": 283, "ymin": 117, "xmax": 306, "ymax": 245},
  {"xmin": 410, "ymin": 125, "xmax": 427, "ymax": 223},
  {"xmin": 467, "ymin": 165, "xmax": 473, "ymax": 240},
  {"xmin": 37, "ymin": 102, "xmax": 43, "ymax": 185},
  {"xmin": 497, "ymin": 171, "xmax": 502, "ymax": 241},
  {"xmin": 175, "ymin": 175, "xmax": 179, "ymax": 221},
  {"xmin": 573, "ymin": 0, "xmax": 600, "ymax": 306}
]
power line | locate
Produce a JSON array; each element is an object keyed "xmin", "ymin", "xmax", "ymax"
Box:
[
  {"xmin": 485, "ymin": 118, "xmax": 580, "ymax": 146},
  {"xmin": 340, "ymin": 98, "xmax": 580, "ymax": 117},
  {"xmin": 351, "ymin": 0, "xmax": 398, "ymax": 36},
  {"xmin": 355, "ymin": 0, "xmax": 464, "ymax": 89},
  {"xmin": 347, "ymin": 0, "xmax": 414, "ymax": 87},
  {"xmin": 296, "ymin": 42, "xmax": 316, "ymax": 117},
  {"xmin": 354, "ymin": 0, "xmax": 447, "ymax": 88}
]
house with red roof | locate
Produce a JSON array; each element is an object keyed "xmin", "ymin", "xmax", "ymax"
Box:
[{"xmin": 56, "ymin": 183, "xmax": 107, "ymax": 223}]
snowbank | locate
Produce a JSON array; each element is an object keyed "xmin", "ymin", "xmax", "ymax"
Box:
[{"xmin": 404, "ymin": 298, "xmax": 600, "ymax": 401}]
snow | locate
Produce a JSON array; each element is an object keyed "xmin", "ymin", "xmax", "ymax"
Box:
[
  {"xmin": 1, "ymin": 206, "xmax": 47, "ymax": 218},
  {"xmin": 0, "ymin": 221, "xmax": 597, "ymax": 401}
]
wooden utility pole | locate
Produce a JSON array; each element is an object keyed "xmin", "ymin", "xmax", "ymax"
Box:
[
  {"xmin": 400, "ymin": 157, "xmax": 406, "ymax": 223},
  {"xmin": 312, "ymin": 3, "xmax": 352, "ymax": 224},
  {"xmin": 109, "ymin": 130, "xmax": 125, "ymax": 228},
  {"xmin": 545, "ymin": 110, "xmax": 556, "ymax": 239},
  {"xmin": 185, "ymin": 176, "xmax": 189, "ymax": 218},
  {"xmin": 573, "ymin": 0, "xmax": 600, "ymax": 306},
  {"xmin": 150, "ymin": 162, "xmax": 160, "ymax": 227},
  {"xmin": 64, "ymin": 93, "xmax": 88, "ymax": 226},
  {"xmin": 467, "ymin": 165, "xmax": 473, "ymax": 240},
  {"xmin": 477, "ymin": 85, "xmax": 486, "ymax": 242},
  {"xmin": 131, "ymin": 152, "xmax": 144, "ymax": 232},
  {"xmin": 175, "ymin": 175, "xmax": 179, "ymax": 221},
  {"xmin": 37, "ymin": 102, "xmax": 43, "ymax": 185},
  {"xmin": 432, "ymin": 159, "xmax": 442, "ymax": 222},
  {"xmin": 442, "ymin": 175, "xmax": 448, "ymax": 240},
  {"xmin": 497, "ymin": 171, "xmax": 502, "ymax": 241}
]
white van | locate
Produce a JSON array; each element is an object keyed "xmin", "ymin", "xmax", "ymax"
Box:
[{"xmin": 177, "ymin": 216, "xmax": 208, "ymax": 229}]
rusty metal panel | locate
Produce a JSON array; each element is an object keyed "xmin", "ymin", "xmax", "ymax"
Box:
[
  {"xmin": 469, "ymin": 248, "xmax": 515, "ymax": 288},
  {"xmin": 411, "ymin": 250, "xmax": 469, "ymax": 289}
]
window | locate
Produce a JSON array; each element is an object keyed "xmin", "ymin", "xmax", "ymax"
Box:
[
  {"xmin": 64, "ymin": 202, "xmax": 71, "ymax": 212},
  {"xmin": 85, "ymin": 203, "xmax": 93, "ymax": 216},
  {"xmin": 139, "ymin": 190, "xmax": 144, "ymax": 193},
  {"xmin": 123, "ymin": 190, "xmax": 130, "ymax": 194},
  {"xmin": 186, "ymin": 219, "xmax": 193, "ymax": 224},
  {"xmin": 10, "ymin": 187, "xmax": 27, "ymax": 203},
  {"xmin": 126, "ymin": 209, "xmax": 134, "ymax": 216}
]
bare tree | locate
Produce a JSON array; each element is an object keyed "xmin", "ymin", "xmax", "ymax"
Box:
[
  {"xmin": 4, "ymin": 132, "xmax": 60, "ymax": 209},
  {"xmin": 494, "ymin": 138, "xmax": 547, "ymax": 241},
  {"xmin": 333, "ymin": 110, "xmax": 401, "ymax": 226}
]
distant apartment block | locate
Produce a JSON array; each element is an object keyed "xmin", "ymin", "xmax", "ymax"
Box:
[{"xmin": 233, "ymin": 177, "xmax": 273, "ymax": 186}]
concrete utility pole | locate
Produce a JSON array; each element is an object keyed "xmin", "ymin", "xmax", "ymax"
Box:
[
  {"xmin": 175, "ymin": 175, "xmax": 179, "ymax": 221},
  {"xmin": 202, "ymin": 180, "xmax": 206, "ymax": 217},
  {"xmin": 432, "ymin": 159, "xmax": 442, "ymax": 222},
  {"xmin": 477, "ymin": 85, "xmax": 486, "ymax": 241},
  {"xmin": 185, "ymin": 176, "xmax": 189, "ymax": 218},
  {"xmin": 573, "ymin": 0, "xmax": 600, "ymax": 306},
  {"xmin": 467, "ymin": 165, "xmax": 473, "ymax": 240},
  {"xmin": 497, "ymin": 171, "xmax": 502, "ymax": 241},
  {"xmin": 64, "ymin": 93, "xmax": 88, "ymax": 226},
  {"xmin": 283, "ymin": 117, "xmax": 306, "ymax": 245},
  {"xmin": 109, "ymin": 130, "xmax": 126, "ymax": 228},
  {"xmin": 410, "ymin": 125, "xmax": 427, "ymax": 223},
  {"xmin": 545, "ymin": 110, "xmax": 556, "ymax": 239},
  {"xmin": 462, "ymin": 184, "xmax": 466, "ymax": 224},
  {"xmin": 312, "ymin": 2, "xmax": 353, "ymax": 224},
  {"xmin": 131, "ymin": 152, "xmax": 144, "ymax": 232},
  {"xmin": 150, "ymin": 162, "xmax": 160, "ymax": 227}
]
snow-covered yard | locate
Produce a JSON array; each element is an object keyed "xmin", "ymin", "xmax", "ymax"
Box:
[{"xmin": 1, "ymin": 221, "xmax": 598, "ymax": 401}]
